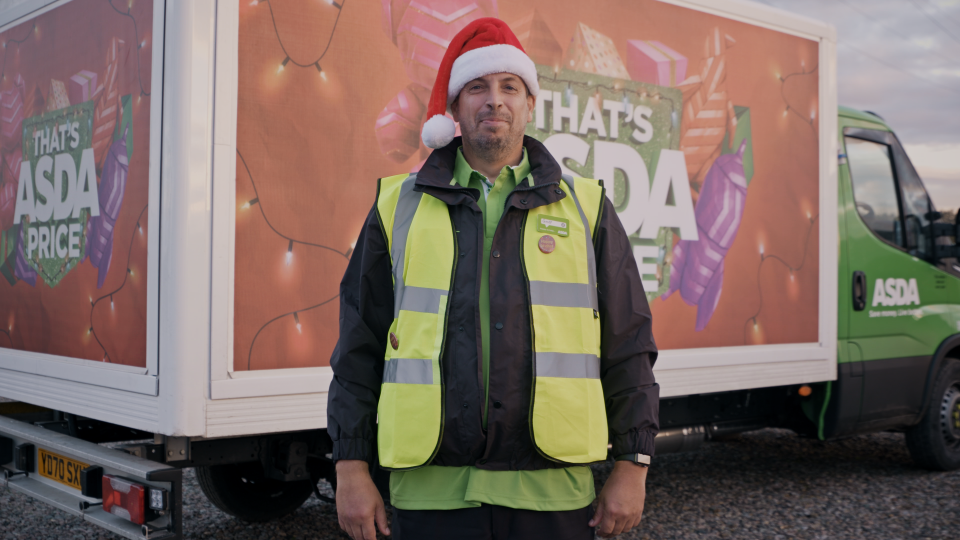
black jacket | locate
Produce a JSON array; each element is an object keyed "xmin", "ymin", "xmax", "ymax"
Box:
[{"xmin": 328, "ymin": 136, "xmax": 659, "ymax": 471}]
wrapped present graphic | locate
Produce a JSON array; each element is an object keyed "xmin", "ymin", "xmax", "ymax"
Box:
[
  {"xmin": 68, "ymin": 70, "xmax": 101, "ymax": 105},
  {"xmin": 0, "ymin": 227, "xmax": 17, "ymax": 285},
  {"xmin": 375, "ymin": 84, "xmax": 427, "ymax": 163},
  {"xmin": 92, "ymin": 38, "xmax": 124, "ymax": 169},
  {"xmin": 0, "ymin": 179, "xmax": 14, "ymax": 230},
  {"xmin": 663, "ymin": 140, "xmax": 748, "ymax": 331},
  {"xmin": 0, "ymin": 149, "xmax": 21, "ymax": 230},
  {"xmin": 1, "ymin": 74, "xmax": 25, "ymax": 150},
  {"xmin": 565, "ymin": 23, "xmax": 630, "ymax": 79},
  {"xmin": 26, "ymin": 83, "xmax": 45, "ymax": 118},
  {"xmin": 46, "ymin": 79, "xmax": 71, "ymax": 112},
  {"xmin": 86, "ymin": 128, "xmax": 128, "ymax": 288},
  {"xmin": 14, "ymin": 224, "xmax": 36, "ymax": 287},
  {"xmin": 395, "ymin": 0, "xmax": 498, "ymax": 90},
  {"xmin": 721, "ymin": 105, "xmax": 754, "ymax": 185},
  {"xmin": 678, "ymin": 27, "xmax": 737, "ymax": 188},
  {"xmin": 512, "ymin": 9, "xmax": 563, "ymax": 69},
  {"xmin": 626, "ymin": 40, "xmax": 688, "ymax": 87}
]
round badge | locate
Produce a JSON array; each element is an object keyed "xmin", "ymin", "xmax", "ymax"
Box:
[
  {"xmin": 389, "ymin": 332, "xmax": 399, "ymax": 350},
  {"xmin": 538, "ymin": 235, "xmax": 556, "ymax": 254}
]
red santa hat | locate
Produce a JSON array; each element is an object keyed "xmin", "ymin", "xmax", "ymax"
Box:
[{"xmin": 421, "ymin": 17, "xmax": 540, "ymax": 149}]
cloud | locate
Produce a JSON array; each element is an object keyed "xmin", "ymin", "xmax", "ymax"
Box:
[{"xmin": 759, "ymin": 0, "xmax": 960, "ymax": 145}]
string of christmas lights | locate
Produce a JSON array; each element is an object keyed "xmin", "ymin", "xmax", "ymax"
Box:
[
  {"xmin": 246, "ymin": 292, "xmax": 339, "ymax": 370},
  {"xmin": 0, "ymin": 23, "xmax": 36, "ymax": 84},
  {"xmin": 237, "ymin": 149, "xmax": 351, "ymax": 260},
  {"xmin": 777, "ymin": 62, "xmax": 818, "ymax": 133},
  {"xmin": 251, "ymin": 0, "xmax": 347, "ymax": 80},
  {"xmin": 237, "ymin": 149, "xmax": 350, "ymax": 370},
  {"xmin": 106, "ymin": 0, "xmax": 151, "ymax": 97},
  {"xmin": 88, "ymin": 204, "xmax": 148, "ymax": 363},
  {"xmin": 742, "ymin": 212, "xmax": 820, "ymax": 344}
]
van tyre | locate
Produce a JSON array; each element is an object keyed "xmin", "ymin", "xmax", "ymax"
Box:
[
  {"xmin": 906, "ymin": 358, "xmax": 960, "ymax": 471},
  {"xmin": 196, "ymin": 461, "xmax": 315, "ymax": 522}
]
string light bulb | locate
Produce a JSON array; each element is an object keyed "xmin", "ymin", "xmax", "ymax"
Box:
[
  {"xmin": 110, "ymin": 295, "xmax": 114, "ymax": 310},
  {"xmin": 294, "ymin": 312, "xmax": 302, "ymax": 333},
  {"xmin": 286, "ymin": 240, "xmax": 294, "ymax": 265},
  {"xmin": 241, "ymin": 197, "xmax": 259, "ymax": 210},
  {"xmin": 326, "ymin": 0, "xmax": 343, "ymax": 8},
  {"xmin": 278, "ymin": 57, "xmax": 290, "ymax": 74},
  {"xmin": 250, "ymin": 0, "xmax": 260, "ymax": 5},
  {"xmin": 315, "ymin": 62, "xmax": 327, "ymax": 81}
]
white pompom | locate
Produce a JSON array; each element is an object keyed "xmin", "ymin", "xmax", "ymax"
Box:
[{"xmin": 421, "ymin": 114, "xmax": 456, "ymax": 149}]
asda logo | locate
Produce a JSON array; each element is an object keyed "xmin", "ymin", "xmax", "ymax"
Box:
[{"xmin": 872, "ymin": 278, "xmax": 921, "ymax": 307}]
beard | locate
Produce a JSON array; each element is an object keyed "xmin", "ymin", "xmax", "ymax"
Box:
[{"xmin": 462, "ymin": 109, "xmax": 526, "ymax": 163}]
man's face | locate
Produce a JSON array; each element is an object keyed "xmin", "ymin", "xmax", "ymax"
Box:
[{"xmin": 450, "ymin": 72, "xmax": 535, "ymax": 160}]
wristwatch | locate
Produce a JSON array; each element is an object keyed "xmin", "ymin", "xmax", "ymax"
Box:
[{"xmin": 614, "ymin": 453, "xmax": 651, "ymax": 467}]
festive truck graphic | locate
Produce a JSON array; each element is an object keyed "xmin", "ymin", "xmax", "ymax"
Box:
[{"xmin": 2, "ymin": 1, "xmax": 960, "ymax": 539}]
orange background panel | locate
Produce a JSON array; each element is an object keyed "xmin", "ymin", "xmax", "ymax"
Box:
[{"xmin": 234, "ymin": 0, "xmax": 820, "ymax": 371}]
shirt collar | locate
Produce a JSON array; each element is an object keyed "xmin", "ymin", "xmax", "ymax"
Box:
[{"xmin": 452, "ymin": 146, "xmax": 531, "ymax": 189}]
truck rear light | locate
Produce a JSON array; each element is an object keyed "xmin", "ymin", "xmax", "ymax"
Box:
[
  {"xmin": 148, "ymin": 487, "xmax": 168, "ymax": 513},
  {"xmin": 102, "ymin": 475, "xmax": 147, "ymax": 524}
]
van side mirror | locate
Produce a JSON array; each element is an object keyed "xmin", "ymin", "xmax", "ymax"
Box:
[
  {"xmin": 955, "ymin": 208, "xmax": 960, "ymax": 242},
  {"xmin": 904, "ymin": 214, "xmax": 920, "ymax": 251}
]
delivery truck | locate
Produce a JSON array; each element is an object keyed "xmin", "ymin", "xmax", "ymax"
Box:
[{"xmin": 1, "ymin": 0, "xmax": 958, "ymax": 538}]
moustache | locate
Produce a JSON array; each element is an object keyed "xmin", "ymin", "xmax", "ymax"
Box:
[{"xmin": 476, "ymin": 112, "xmax": 512, "ymax": 124}]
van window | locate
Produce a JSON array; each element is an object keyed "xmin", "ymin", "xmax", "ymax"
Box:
[
  {"xmin": 892, "ymin": 140, "xmax": 934, "ymax": 258},
  {"xmin": 846, "ymin": 137, "xmax": 902, "ymax": 247}
]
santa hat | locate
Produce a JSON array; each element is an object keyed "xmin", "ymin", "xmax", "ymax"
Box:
[{"xmin": 421, "ymin": 17, "xmax": 540, "ymax": 149}]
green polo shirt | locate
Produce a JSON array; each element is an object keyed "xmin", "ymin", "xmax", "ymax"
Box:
[{"xmin": 388, "ymin": 147, "xmax": 595, "ymax": 511}]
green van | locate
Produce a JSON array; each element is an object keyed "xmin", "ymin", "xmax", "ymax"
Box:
[{"xmin": 658, "ymin": 106, "xmax": 960, "ymax": 471}]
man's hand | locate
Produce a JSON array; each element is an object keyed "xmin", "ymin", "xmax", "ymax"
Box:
[
  {"xmin": 589, "ymin": 460, "xmax": 648, "ymax": 538},
  {"xmin": 336, "ymin": 460, "xmax": 390, "ymax": 539}
]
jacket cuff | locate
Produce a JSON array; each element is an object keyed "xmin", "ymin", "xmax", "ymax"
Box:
[
  {"xmin": 331, "ymin": 437, "xmax": 376, "ymax": 464},
  {"xmin": 610, "ymin": 429, "xmax": 657, "ymax": 458}
]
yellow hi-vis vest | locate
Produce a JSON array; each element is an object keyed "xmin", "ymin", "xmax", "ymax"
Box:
[{"xmin": 375, "ymin": 172, "xmax": 608, "ymax": 470}]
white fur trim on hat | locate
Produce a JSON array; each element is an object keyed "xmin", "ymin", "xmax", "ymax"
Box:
[
  {"xmin": 446, "ymin": 44, "xmax": 540, "ymax": 107},
  {"xmin": 421, "ymin": 113, "xmax": 457, "ymax": 149}
]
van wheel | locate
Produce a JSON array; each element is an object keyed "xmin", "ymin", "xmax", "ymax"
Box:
[
  {"xmin": 906, "ymin": 358, "xmax": 960, "ymax": 471},
  {"xmin": 196, "ymin": 461, "xmax": 314, "ymax": 522}
]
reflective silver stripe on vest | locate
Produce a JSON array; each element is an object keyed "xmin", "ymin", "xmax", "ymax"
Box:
[
  {"xmin": 529, "ymin": 281, "xmax": 598, "ymax": 310},
  {"xmin": 398, "ymin": 285, "xmax": 447, "ymax": 314},
  {"xmin": 383, "ymin": 358, "xmax": 434, "ymax": 384},
  {"xmin": 536, "ymin": 352, "xmax": 601, "ymax": 379},
  {"xmin": 391, "ymin": 175, "xmax": 424, "ymax": 319},
  {"xmin": 561, "ymin": 175, "xmax": 598, "ymax": 292}
]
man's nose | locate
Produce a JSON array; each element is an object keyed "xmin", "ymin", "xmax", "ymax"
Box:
[{"xmin": 486, "ymin": 87, "xmax": 505, "ymax": 108}]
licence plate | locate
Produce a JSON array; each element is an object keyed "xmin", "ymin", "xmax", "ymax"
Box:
[{"xmin": 37, "ymin": 448, "xmax": 89, "ymax": 490}]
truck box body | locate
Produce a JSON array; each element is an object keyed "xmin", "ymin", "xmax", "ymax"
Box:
[{"xmin": 0, "ymin": 0, "xmax": 837, "ymax": 439}]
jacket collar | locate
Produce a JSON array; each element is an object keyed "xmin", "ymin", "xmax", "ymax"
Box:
[{"xmin": 415, "ymin": 136, "xmax": 566, "ymax": 210}]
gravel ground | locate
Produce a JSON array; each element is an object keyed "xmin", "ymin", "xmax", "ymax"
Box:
[{"xmin": 2, "ymin": 428, "xmax": 959, "ymax": 539}]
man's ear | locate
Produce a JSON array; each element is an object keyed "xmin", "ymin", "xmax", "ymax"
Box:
[
  {"xmin": 450, "ymin": 96, "xmax": 461, "ymax": 123},
  {"xmin": 526, "ymin": 94, "xmax": 536, "ymax": 123}
]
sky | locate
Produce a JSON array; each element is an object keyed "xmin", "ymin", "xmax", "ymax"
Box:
[{"xmin": 755, "ymin": 0, "xmax": 960, "ymax": 211}]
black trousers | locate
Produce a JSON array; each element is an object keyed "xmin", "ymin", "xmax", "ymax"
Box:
[{"xmin": 392, "ymin": 504, "xmax": 595, "ymax": 540}]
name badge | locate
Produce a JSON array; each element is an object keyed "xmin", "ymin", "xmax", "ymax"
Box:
[{"xmin": 537, "ymin": 214, "xmax": 569, "ymax": 237}]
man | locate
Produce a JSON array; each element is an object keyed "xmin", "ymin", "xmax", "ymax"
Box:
[{"xmin": 328, "ymin": 17, "xmax": 659, "ymax": 540}]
